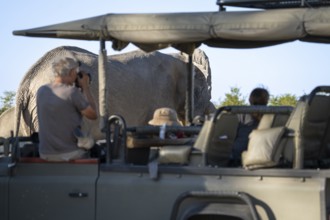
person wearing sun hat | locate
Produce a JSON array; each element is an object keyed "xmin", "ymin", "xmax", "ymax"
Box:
[{"xmin": 148, "ymin": 107, "xmax": 183, "ymax": 126}]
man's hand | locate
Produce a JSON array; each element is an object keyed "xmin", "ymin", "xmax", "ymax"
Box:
[
  {"xmin": 77, "ymin": 71, "xmax": 97, "ymax": 120},
  {"xmin": 77, "ymin": 71, "xmax": 91, "ymax": 90}
]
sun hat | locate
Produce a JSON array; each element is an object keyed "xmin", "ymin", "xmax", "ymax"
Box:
[{"xmin": 148, "ymin": 107, "xmax": 182, "ymax": 126}]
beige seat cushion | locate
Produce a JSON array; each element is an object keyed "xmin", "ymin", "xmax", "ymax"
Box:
[
  {"xmin": 257, "ymin": 114, "xmax": 275, "ymax": 129},
  {"xmin": 242, "ymin": 126, "xmax": 285, "ymax": 170},
  {"xmin": 158, "ymin": 145, "xmax": 192, "ymax": 164}
]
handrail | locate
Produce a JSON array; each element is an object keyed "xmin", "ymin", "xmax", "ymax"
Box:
[
  {"xmin": 307, "ymin": 85, "xmax": 330, "ymax": 105},
  {"xmin": 126, "ymin": 125, "xmax": 201, "ymax": 135},
  {"xmin": 171, "ymin": 191, "xmax": 260, "ymax": 220},
  {"xmin": 18, "ymin": 157, "xmax": 98, "ymax": 164},
  {"xmin": 105, "ymin": 115, "xmax": 127, "ymax": 164},
  {"xmin": 216, "ymin": 0, "xmax": 330, "ymax": 9},
  {"xmin": 213, "ymin": 105, "xmax": 293, "ymax": 123}
]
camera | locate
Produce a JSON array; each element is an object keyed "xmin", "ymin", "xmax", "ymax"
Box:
[{"xmin": 75, "ymin": 72, "xmax": 92, "ymax": 88}]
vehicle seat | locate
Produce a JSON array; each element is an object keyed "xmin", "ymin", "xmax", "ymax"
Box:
[
  {"xmin": 282, "ymin": 86, "xmax": 330, "ymax": 168},
  {"xmin": 242, "ymin": 86, "xmax": 330, "ymax": 169},
  {"xmin": 16, "ymin": 132, "xmax": 40, "ymax": 157},
  {"xmin": 125, "ymin": 133, "xmax": 151, "ymax": 165},
  {"xmin": 193, "ymin": 112, "xmax": 239, "ymax": 167},
  {"xmin": 20, "ymin": 143, "xmax": 39, "ymax": 157},
  {"xmin": 194, "ymin": 106, "xmax": 292, "ymax": 167},
  {"xmin": 257, "ymin": 113, "xmax": 290, "ymax": 130}
]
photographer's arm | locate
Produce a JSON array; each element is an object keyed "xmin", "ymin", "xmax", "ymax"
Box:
[{"xmin": 79, "ymin": 72, "xmax": 98, "ymax": 120}]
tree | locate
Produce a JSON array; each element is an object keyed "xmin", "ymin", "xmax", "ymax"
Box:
[
  {"xmin": 269, "ymin": 94, "xmax": 298, "ymax": 106},
  {"xmin": 218, "ymin": 87, "xmax": 247, "ymax": 107},
  {"xmin": 214, "ymin": 87, "xmax": 298, "ymax": 108},
  {"xmin": 0, "ymin": 91, "xmax": 16, "ymax": 115}
]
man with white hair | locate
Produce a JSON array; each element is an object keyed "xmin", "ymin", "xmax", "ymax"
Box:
[{"xmin": 36, "ymin": 56, "xmax": 97, "ymax": 161}]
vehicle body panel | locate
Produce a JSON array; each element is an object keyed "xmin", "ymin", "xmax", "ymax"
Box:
[
  {"xmin": 0, "ymin": 158, "xmax": 10, "ymax": 220},
  {"xmin": 95, "ymin": 165, "xmax": 327, "ymax": 219},
  {"xmin": 7, "ymin": 162, "xmax": 98, "ymax": 220}
]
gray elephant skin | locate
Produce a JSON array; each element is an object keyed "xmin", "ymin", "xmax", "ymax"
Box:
[
  {"xmin": 1, "ymin": 46, "xmax": 214, "ymax": 140},
  {"xmin": 0, "ymin": 107, "xmax": 18, "ymax": 138}
]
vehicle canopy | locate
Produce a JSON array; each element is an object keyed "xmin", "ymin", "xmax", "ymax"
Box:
[{"xmin": 13, "ymin": 7, "xmax": 330, "ymax": 51}]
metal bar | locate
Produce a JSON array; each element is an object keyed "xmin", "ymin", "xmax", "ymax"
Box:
[
  {"xmin": 213, "ymin": 105, "xmax": 293, "ymax": 123},
  {"xmin": 126, "ymin": 125, "xmax": 201, "ymax": 135},
  {"xmin": 98, "ymin": 39, "xmax": 111, "ymax": 164},
  {"xmin": 170, "ymin": 191, "xmax": 260, "ymax": 220},
  {"xmin": 185, "ymin": 54, "xmax": 194, "ymax": 125},
  {"xmin": 98, "ymin": 39, "xmax": 108, "ymax": 132}
]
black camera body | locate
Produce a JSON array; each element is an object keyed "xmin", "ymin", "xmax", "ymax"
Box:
[{"xmin": 75, "ymin": 72, "xmax": 92, "ymax": 88}]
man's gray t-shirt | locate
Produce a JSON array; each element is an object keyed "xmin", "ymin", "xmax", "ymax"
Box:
[{"xmin": 37, "ymin": 84, "xmax": 89, "ymax": 155}]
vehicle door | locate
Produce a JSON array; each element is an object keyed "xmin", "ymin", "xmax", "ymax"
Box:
[
  {"xmin": 8, "ymin": 159, "xmax": 98, "ymax": 220},
  {"xmin": 0, "ymin": 157, "xmax": 10, "ymax": 220}
]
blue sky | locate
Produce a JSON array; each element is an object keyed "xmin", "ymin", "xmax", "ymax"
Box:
[{"xmin": 2, "ymin": 0, "xmax": 329, "ymax": 102}]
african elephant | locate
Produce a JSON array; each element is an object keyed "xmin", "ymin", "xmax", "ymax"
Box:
[
  {"xmin": 11, "ymin": 46, "xmax": 214, "ymax": 140},
  {"xmin": 0, "ymin": 107, "xmax": 22, "ymax": 138}
]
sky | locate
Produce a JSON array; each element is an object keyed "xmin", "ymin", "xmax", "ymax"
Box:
[{"xmin": 2, "ymin": 0, "xmax": 330, "ymax": 103}]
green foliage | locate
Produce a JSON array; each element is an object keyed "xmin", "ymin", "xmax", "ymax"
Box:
[
  {"xmin": 269, "ymin": 94, "xmax": 298, "ymax": 106},
  {"xmin": 218, "ymin": 87, "xmax": 247, "ymax": 107},
  {"xmin": 0, "ymin": 91, "xmax": 16, "ymax": 115},
  {"xmin": 214, "ymin": 87, "xmax": 298, "ymax": 108}
]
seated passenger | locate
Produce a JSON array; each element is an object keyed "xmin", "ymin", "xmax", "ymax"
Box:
[
  {"xmin": 148, "ymin": 107, "xmax": 184, "ymax": 139},
  {"xmin": 36, "ymin": 56, "xmax": 98, "ymax": 161},
  {"xmin": 229, "ymin": 87, "xmax": 270, "ymax": 166}
]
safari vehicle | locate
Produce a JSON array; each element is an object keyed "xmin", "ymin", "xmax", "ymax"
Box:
[{"xmin": 2, "ymin": 0, "xmax": 330, "ymax": 219}]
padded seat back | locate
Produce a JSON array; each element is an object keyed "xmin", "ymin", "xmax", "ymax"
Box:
[
  {"xmin": 258, "ymin": 113, "xmax": 290, "ymax": 129},
  {"xmin": 125, "ymin": 133, "xmax": 152, "ymax": 165},
  {"xmin": 241, "ymin": 109, "xmax": 292, "ymax": 170},
  {"xmin": 302, "ymin": 95, "xmax": 330, "ymax": 160},
  {"xmin": 283, "ymin": 87, "xmax": 330, "ymax": 168},
  {"xmin": 204, "ymin": 112, "xmax": 239, "ymax": 166},
  {"xmin": 195, "ymin": 106, "xmax": 292, "ymax": 167}
]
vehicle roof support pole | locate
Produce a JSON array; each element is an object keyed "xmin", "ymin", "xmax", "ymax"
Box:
[
  {"xmin": 99, "ymin": 39, "xmax": 108, "ymax": 132},
  {"xmin": 293, "ymin": 133, "xmax": 303, "ymax": 169},
  {"xmin": 185, "ymin": 54, "xmax": 194, "ymax": 125},
  {"xmin": 98, "ymin": 39, "xmax": 111, "ymax": 163}
]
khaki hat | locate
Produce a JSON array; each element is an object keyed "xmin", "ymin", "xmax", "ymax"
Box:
[{"xmin": 148, "ymin": 107, "xmax": 182, "ymax": 126}]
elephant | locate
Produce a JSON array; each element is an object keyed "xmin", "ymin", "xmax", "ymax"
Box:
[
  {"xmin": 0, "ymin": 107, "xmax": 19, "ymax": 138},
  {"xmin": 7, "ymin": 46, "xmax": 215, "ymax": 140}
]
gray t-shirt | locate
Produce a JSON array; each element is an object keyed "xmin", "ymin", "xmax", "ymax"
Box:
[{"xmin": 37, "ymin": 83, "xmax": 89, "ymax": 155}]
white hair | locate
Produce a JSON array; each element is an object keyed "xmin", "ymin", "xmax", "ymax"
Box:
[{"xmin": 52, "ymin": 57, "xmax": 79, "ymax": 77}]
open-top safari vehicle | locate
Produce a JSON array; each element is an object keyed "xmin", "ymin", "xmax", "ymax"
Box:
[{"xmin": 1, "ymin": 0, "xmax": 330, "ymax": 219}]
